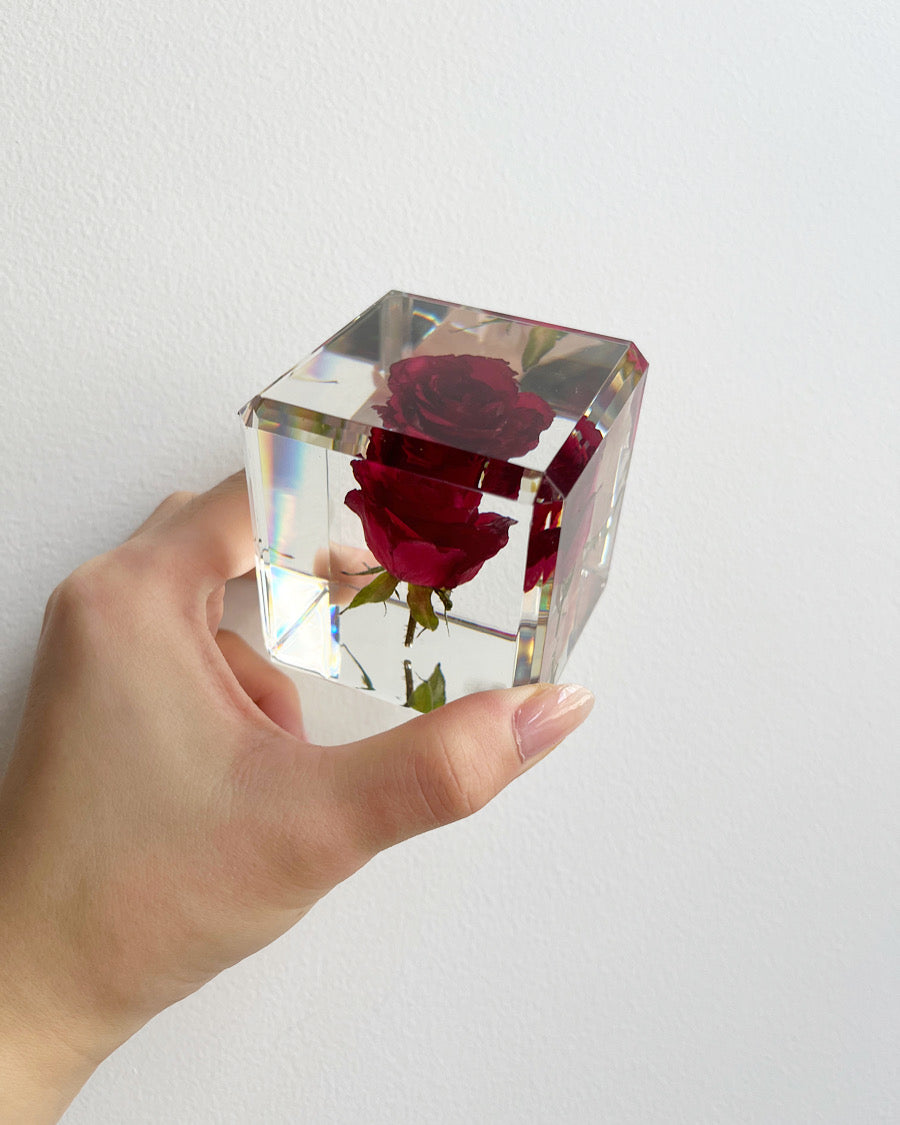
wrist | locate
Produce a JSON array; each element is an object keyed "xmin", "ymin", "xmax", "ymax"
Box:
[
  {"xmin": 0, "ymin": 928, "xmax": 124, "ymax": 1124},
  {"xmin": 0, "ymin": 1025, "xmax": 93, "ymax": 1124},
  {"xmin": 0, "ymin": 998, "xmax": 99, "ymax": 1125}
]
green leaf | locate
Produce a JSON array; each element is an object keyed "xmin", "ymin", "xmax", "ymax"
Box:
[
  {"xmin": 344, "ymin": 569, "xmax": 399, "ymax": 612},
  {"xmin": 522, "ymin": 326, "xmax": 565, "ymax": 370},
  {"xmin": 407, "ymin": 584, "xmax": 439, "ymax": 631},
  {"xmin": 342, "ymin": 565, "xmax": 386, "ymax": 577},
  {"xmin": 408, "ymin": 663, "xmax": 447, "ymax": 713}
]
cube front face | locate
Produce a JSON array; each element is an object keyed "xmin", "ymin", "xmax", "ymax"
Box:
[{"xmin": 240, "ymin": 291, "xmax": 646, "ymax": 710}]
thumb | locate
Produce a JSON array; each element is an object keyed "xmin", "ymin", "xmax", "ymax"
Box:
[{"xmin": 327, "ymin": 683, "xmax": 594, "ymax": 855}]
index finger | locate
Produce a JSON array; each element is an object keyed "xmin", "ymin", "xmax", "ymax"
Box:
[{"xmin": 149, "ymin": 470, "xmax": 257, "ymax": 597}]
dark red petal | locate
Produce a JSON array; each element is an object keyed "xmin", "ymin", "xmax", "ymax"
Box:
[
  {"xmin": 515, "ymin": 391, "xmax": 555, "ymax": 427},
  {"xmin": 482, "ymin": 459, "xmax": 524, "ymax": 499},
  {"xmin": 523, "ymin": 526, "xmax": 560, "ymax": 592},
  {"xmin": 389, "ymin": 538, "xmax": 470, "ymax": 588}
]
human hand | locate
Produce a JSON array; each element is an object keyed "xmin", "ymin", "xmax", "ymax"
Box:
[{"xmin": 0, "ymin": 471, "xmax": 594, "ymax": 1123}]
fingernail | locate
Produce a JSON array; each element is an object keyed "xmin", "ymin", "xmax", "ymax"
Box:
[{"xmin": 513, "ymin": 684, "xmax": 595, "ymax": 763}]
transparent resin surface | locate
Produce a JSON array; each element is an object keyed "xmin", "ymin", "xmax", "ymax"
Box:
[{"xmin": 240, "ymin": 290, "xmax": 647, "ymax": 710}]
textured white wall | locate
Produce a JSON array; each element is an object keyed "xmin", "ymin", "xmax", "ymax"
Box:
[{"xmin": 2, "ymin": 1, "xmax": 898, "ymax": 1121}]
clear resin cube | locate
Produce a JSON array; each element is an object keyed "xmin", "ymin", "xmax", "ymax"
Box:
[{"xmin": 239, "ymin": 290, "xmax": 647, "ymax": 710}]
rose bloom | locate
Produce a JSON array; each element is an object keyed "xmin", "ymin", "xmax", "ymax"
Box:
[
  {"xmin": 375, "ymin": 354, "xmax": 554, "ymax": 461},
  {"xmin": 345, "ymin": 456, "xmax": 515, "ymax": 590}
]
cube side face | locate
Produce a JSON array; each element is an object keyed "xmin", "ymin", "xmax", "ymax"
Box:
[
  {"xmin": 241, "ymin": 292, "xmax": 647, "ymax": 708},
  {"xmin": 539, "ymin": 363, "xmax": 646, "ymax": 683},
  {"xmin": 243, "ymin": 418, "xmax": 541, "ymax": 703},
  {"xmin": 243, "ymin": 421, "xmax": 340, "ymax": 679}
]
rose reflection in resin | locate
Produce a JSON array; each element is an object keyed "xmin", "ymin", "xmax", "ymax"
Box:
[{"xmin": 240, "ymin": 291, "xmax": 646, "ymax": 710}]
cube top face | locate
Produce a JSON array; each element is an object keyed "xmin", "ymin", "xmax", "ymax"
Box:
[{"xmin": 241, "ymin": 291, "xmax": 647, "ymax": 711}]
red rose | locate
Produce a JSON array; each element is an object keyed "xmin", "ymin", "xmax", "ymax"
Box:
[
  {"xmin": 375, "ymin": 353, "xmax": 554, "ymax": 460},
  {"xmin": 523, "ymin": 501, "xmax": 562, "ymax": 593},
  {"xmin": 345, "ymin": 457, "xmax": 515, "ymax": 590},
  {"xmin": 481, "ymin": 457, "xmax": 527, "ymax": 500},
  {"xmin": 365, "ymin": 426, "xmax": 485, "ymax": 489},
  {"xmin": 546, "ymin": 416, "xmax": 604, "ymax": 494},
  {"xmin": 523, "ymin": 417, "xmax": 603, "ymax": 591}
]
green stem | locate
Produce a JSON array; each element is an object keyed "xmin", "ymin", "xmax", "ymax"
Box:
[
  {"xmin": 403, "ymin": 660, "xmax": 414, "ymax": 705},
  {"xmin": 404, "ymin": 610, "xmax": 417, "ymax": 648}
]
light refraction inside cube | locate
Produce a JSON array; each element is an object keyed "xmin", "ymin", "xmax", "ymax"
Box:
[{"xmin": 240, "ymin": 290, "xmax": 646, "ymax": 710}]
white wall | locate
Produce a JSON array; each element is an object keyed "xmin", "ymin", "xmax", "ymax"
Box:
[{"xmin": 2, "ymin": 1, "xmax": 898, "ymax": 1121}]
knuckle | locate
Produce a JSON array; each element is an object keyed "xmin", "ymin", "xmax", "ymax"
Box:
[
  {"xmin": 108, "ymin": 538, "xmax": 175, "ymax": 594},
  {"xmin": 273, "ymin": 796, "xmax": 365, "ymax": 895},
  {"xmin": 135, "ymin": 490, "xmax": 196, "ymax": 535},
  {"xmin": 232, "ymin": 743, "xmax": 365, "ymax": 895},
  {"xmin": 43, "ymin": 559, "xmax": 115, "ymax": 639},
  {"xmin": 44, "ymin": 544, "xmax": 162, "ymax": 637},
  {"xmin": 164, "ymin": 489, "xmax": 196, "ymax": 511},
  {"xmin": 48, "ymin": 562, "xmax": 105, "ymax": 618},
  {"xmin": 412, "ymin": 730, "xmax": 483, "ymax": 826}
]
